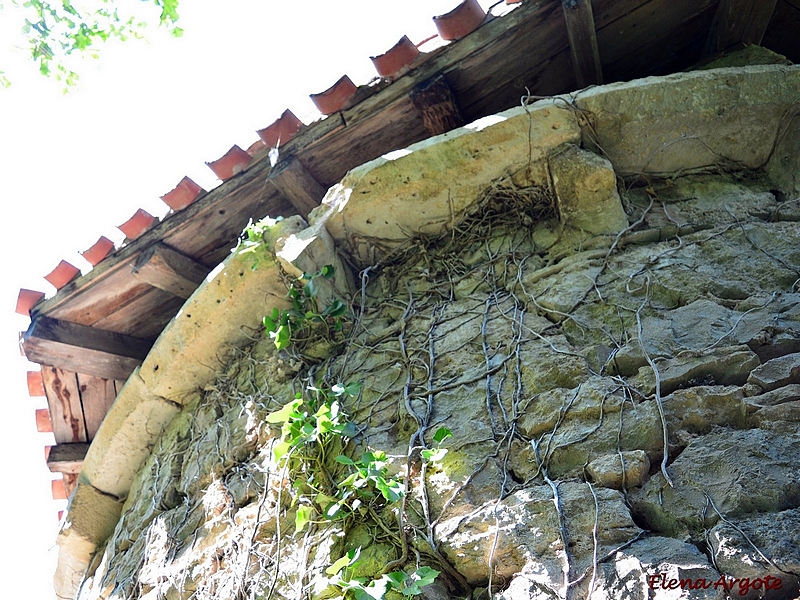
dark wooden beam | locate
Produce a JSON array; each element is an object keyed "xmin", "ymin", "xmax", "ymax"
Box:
[
  {"xmin": 409, "ymin": 76, "xmax": 465, "ymax": 136},
  {"xmin": 132, "ymin": 243, "xmax": 209, "ymax": 299},
  {"xmin": 270, "ymin": 157, "xmax": 328, "ymax": 218},
  {"xmin": 22, "ymin": 316, "xmax": 151, "ymax": 381},
  {"xmin": 562, "ymin": 0, "xmax": 603, "ymax": 88},
  {"xmin": 47, "ymin": 443, "xmax": 90, "ymax": 474},
  {"xmin": 706, "ymin": 0, "xmax": 779, "ymax": 53}
]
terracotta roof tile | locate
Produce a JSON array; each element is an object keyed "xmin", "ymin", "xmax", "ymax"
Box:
[
  {"xmin": 433, "ymin": 0, "xmax": 487, "ymax": 41},
  {"xmin": 51, "ymin": 479, "xmax": 67, "ymax": 500},
  {"xmin": 27, "ymin": 371, "xmax": 45, "ymax": 396},
  {"xmin": 118, "ymin": 209, "xmax": 157, "ymax": 240},
  {"xmin": 36, "ymin": 408, "xmax": 53, "ymax": 433},
  {"xmin": 16, "ymin": 288, "xmax": 45, "ymax": 316},
  {"xmin": 206, "ymin": 145, "xmax": 252, "ymax": 180},
  {"xmin": 246, "ymin": 139, "xmax": 268, "ymax": 157},
  {"xmin": 44, "ymin": 261, "xmax": 81, "ymax": 290},
  {"xmin": 310, "ymin": 75, "xmax": 358, "ymax": 115},
  {"xmin": 44, "ymin": 446, "xmax": 51, "ymax": 462},
  {"xmin": 257, "ymin": 109, "xmax": 305, "ymax": 148},
  {"xmin": 80, "ymin": 236, "xmax": 115, "ymax": 266},
  {"xmin": 161, "ymin": 176, "xmax": 205, "ymax": 211},
  {"xmin": 371, "ymin": 36, "xmax": 421, "ymax": 80}
]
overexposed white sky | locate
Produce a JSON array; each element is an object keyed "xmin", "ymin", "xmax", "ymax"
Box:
[{"xmin": 0, "ymin": 1, "xmax": 503, "ymax": 597}]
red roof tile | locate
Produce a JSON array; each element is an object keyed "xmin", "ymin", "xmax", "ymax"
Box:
[
  {"xmin": 44, "ymin": 261, "xmax": 80, "ymax": 290},
  {"xmin": 118, "ymin": 209, "xmax": 157, "ymax": 240},
  {"xmin": 206, "ymin": 145, "xmax": 252, "ymax": 180},
  {"xmin": 27, "ymin": 371, "xmax": 45, "ymax": 396},
  {"xmin": 51, "ymin": 479, "xmax": 67, "ymax": 500},
  {"xmin": 310, "ymin": 75, "xmax": 358, "ymax": 115},
  {"xmin": 257, "ymin": 109, "xmax": 305, "ymax": 148},
  {"xmin": 81, "ymin": 236, "xmax": 115, "ymax": 266},
  {"xmin": 371, "ymin": 36, "xmax": 421, "ymax": 79},
  {"xmin": 433, "ymin": 0, "xmax": 487, "ymax": 41},
  {"xmin": 161, "ymin": 176, "xmax": 205, "ymax": 211},
  {"xmin": 16, "ymin": 288, "xmax": 45, "ymax": 316},
  {"xmin": 36, "ymin": 408, "xmax": 53, "ymax": 433}
]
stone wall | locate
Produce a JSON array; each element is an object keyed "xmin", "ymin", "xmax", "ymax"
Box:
[{"xmin": 60, "ymin": 64, "xmax": 800, "ymax": 600}]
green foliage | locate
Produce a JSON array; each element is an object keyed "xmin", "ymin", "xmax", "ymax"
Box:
[
  {"xmin": 324, "ymin": 548, "xmax": 440, "ymax": 600},
  {"xmin": 420, "ymin": 427, "xmax": 452, "ymax": 464},
  {"xmin": 262, "ymin": 264, "xmax": 348, "ymax": 352},
  {"xmin": 11, "ymin": 0, "xmax": 182, "ymax": 86},
  {"xmin": 266, "ymin": 383, "xmax": 358, "ymax": 466}
]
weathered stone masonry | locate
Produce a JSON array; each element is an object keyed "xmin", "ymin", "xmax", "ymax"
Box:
[{"xmin": 59, "ymin": 65, "xmax": 800, "ymax": 600}]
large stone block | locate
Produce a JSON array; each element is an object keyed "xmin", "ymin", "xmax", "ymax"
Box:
[
  {"xmin": 54, "ymin": 483, "xmax": 122, "ymax": 600},
  {"xmin": 315, "ymin": 100, "xmax": 581, "ymax": 267},
  {"xmin": 139, "ymin": 238, "xmax": 295, "ymax": 404},
  {"xmin": 79, "ymin": 367, "xmax": 180, "ymax": 500},
  {"xmin": 575, "ymin": 65, "xmax": 800, "ymax": 176},
  {"xmin": 550, "ymin": 143, "xmax": 629, "ymax": 234}
]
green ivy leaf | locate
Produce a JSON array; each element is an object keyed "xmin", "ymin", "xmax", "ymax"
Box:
[
  {"xmin": 294, "ymin": 505, "xmax": 314, "ymax": 533},
  {"xmin": 432, "ymin": 427, "xmax": 453, "ymax": 445},
  {"xmin": 325, "ymin": 547, "xmax": 361, "ymax": 576},
  {"xmin": 421, "ymin": 447, "xmax": 448, "ymax": 463}
]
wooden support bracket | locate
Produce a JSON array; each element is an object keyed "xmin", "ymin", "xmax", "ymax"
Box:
[
  {"xmin": 132, "ymin": 243, "xmax": 209, "ymax": 299},
  {"xmin": 270, "ymin": 156, "xmax": 327, "ymax": 219},
  {"xmin": 562, "ymin": 0, "xmax": 603, "ymax": 88},
  {"xmin": 409, "ymin": 76, "xmax": 465, "ymax": 137},
  {"xmin": 46, "ymin": 443, "xmax": 90, "ymax": 475},
  {"xmin": 22, "ymin": 316, "xmax": 152, "ymax": 381},
  {"xmin": 706, "ymin": 0, "xmax": 779, "ymax": 54}
]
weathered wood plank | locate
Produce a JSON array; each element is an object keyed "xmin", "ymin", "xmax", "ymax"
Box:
[
  {"xmin": 132, "ymin": 243, "xmax": 210, "ymax": 299},
  {"xmin": 706, "ymin": 0, "xmax": 779, "ymax": 53},
  {"xmin": 63, "ymin": 473, "xmax": 78, "ymax": 498},
  {"xmin": 42, "ymin": 366, "xmax": 87, "ymax": 444},
  {"xmin": 762, "ymin": 0, "xmax": 800, "ymax": 63},
  {"xmin": 90, "ymin": 287, "xmax": 185, "ymax": 339},
  {"xmin": 597, "ymin": 0, "xmax": 716, "ymax": 75},
  {"xmin": 46, "ymin": 443, "xmax": 90, "ymax": 474},
  {"xmin": 270, "ymin": 157, "xmax": 328, "ymax": 218},
  {"xmin": 410, "ymin": 76, "xmax": 465, "ymax": 136},
  {"xmin": 23, "ymin": 316, "xmax": 151, "ymax": 381},
  {"xmin": 77, "ymin": 374, "xmax": 117, "ymax": 439},
  {"xmin": 562, "ymin": 0, "xmax": 604, "ymax": 87}
]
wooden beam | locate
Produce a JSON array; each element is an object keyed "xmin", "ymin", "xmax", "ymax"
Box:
[
  {"xmin": 22, "ymin": 316, "xmax": 152, "ymax": 381},
  {"xmin": 409, "ymin": 76, "xmax": 465, "ymax": 136},
  {"xmin": 270, "ymin": 157, "xmax": 327, "ymax": 218},
  {"xmin": 562, "ymin": 0, "xmax": 603, "ymax": 88},
  {"xmin": 706, "ymin": 0, "xmax": 779, "ymax": 53},
  {"xmin": 46, "ymin": 443, "xmax": 90, "ymax": 474},
  {"xmin": 132, "ymin": 243, "xmax": 209, "ymax": 299},
  {"xmin": 42, "ymin": 367, "xmax": 86, "ymax": 444},
  {"xmin": 77, "ymin": 373, "xmax": 117, "ymax": 439}
]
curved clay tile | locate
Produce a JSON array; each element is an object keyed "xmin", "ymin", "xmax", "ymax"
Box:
[
  {"xmin": 161, "ymin": 176, "xmax": 204, "ymax": 211},
  {"xmin": 16, "ymin": 289, "xmax": 45, "ymax": 316},
  {"xmin": 118, "ymin": 209, "xmax": 156, "ymax": 240},
  {"xmin": 81, "ymin": 236, "xmax": 115, "ymax": 267},
  {"xmin": 36, "ymin": 408, "xmax": 53, "ymax": 433},
  {"xmin": 371, "ymin": 36, "xmax": 421, "ymax": 79},
  {"xmin": 44, "ymin": 260, "xmax": 80, "ymax": 290},
  {"xmin": 433, "ymin": 0, "xmax": 487, "ymax": 41},
  {"xmin": 257, "ymin": 109, "xmax": 305, "ymax": 148},
  {"xmin": 27, "ymin": 370, "xmax": 45, "ymax": 396},
  {"xmin": 206, "ymin": 145, "xmax": 252, "ymax": 180},
  {"xmin": 310, "ymin": 75, "xmax": 358, "ymax": 115}
]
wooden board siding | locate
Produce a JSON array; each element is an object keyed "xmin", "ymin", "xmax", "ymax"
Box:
[{"xmin": 42, "ymin": 367, "xmax": 87, "ymax": 445}]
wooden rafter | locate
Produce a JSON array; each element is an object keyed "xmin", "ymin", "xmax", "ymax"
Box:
[
  {"xmin": 409, "ymin": 76, "xmax": 465, "ymax": 136},
  {"xmin": 132, "ymin": 243, "xmax": 209, "ymax": 299},
  {"xmin": 270, "ymin": 157, "xmax": 328, "ymax": 218},
  {"xmin": 46, "ymin": 443, "xmax": 90, "ymax": 475},
  {"xmin": 22, "ymin": 316, "xmax": 151, "ymax": 381},
  {"xmin": 562, "ymin": 0, "xmax": 603, "ymax": 88}
]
